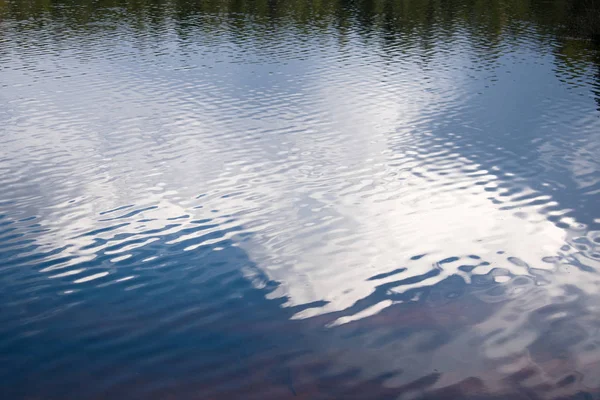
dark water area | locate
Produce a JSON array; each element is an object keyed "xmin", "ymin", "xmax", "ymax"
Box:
[{"xmin": 1, "ymin": 0, "xmax": 600, "ymax": 399}]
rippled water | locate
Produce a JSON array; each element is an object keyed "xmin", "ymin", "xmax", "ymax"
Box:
[{"xmin": 1, "ymin": 0, "xmax": 600, "ymax": 398}]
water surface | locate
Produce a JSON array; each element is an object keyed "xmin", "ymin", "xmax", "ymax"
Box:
[{"xmin": 1, "ymin": 0, "xmax": 600, "ymax": 398}]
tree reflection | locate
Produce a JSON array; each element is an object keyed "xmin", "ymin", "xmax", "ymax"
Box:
[{"xmin": 1, "ymin": 0, "xmax": 599, "ymax": 106}]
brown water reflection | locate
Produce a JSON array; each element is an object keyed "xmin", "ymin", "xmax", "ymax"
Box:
[{"xmin": 23, "ymin": 284, "xmax": 600, "ymax": 400}]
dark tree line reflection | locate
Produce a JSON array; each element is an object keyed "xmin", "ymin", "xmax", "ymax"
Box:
[{"xmin": 1, "ymin": 0, "xmax": 599, "ymax": 107}]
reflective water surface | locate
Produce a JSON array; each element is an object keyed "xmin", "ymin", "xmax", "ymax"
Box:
[{"xmin": 1, "ymin": 0, "xmax": 600, "ymax": 398}]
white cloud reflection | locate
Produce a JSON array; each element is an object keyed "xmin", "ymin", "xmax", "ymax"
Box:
[{"xmin": 2, "ymin": 25, "xmax": 599, "ymax": 358}]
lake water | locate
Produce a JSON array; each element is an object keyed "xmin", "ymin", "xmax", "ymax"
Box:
[{"xmin": 1, "ymin": 0, "xmax": 600, "ymax": 399}]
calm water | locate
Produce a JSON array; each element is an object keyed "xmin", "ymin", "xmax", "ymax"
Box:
[{"xmin": 1, "ymin": 0, "xmax": 600, "ymax": 399}]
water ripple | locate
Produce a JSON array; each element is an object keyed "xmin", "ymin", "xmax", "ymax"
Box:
[{"xmin": 1, "ymin": 0, "xmax": 600, "ymax": 399}]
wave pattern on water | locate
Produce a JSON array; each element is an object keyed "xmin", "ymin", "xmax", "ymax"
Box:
[{"xmin": 1, "ymin": 0, "xmax": 600, "ymax": 399}]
